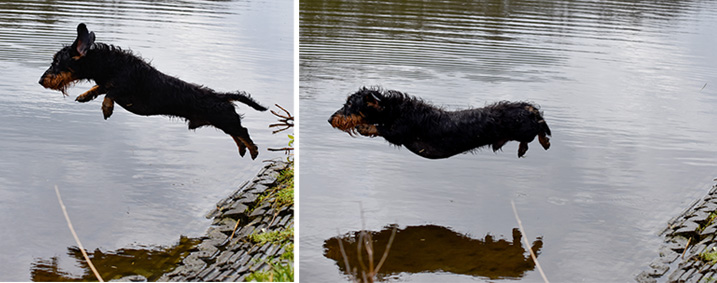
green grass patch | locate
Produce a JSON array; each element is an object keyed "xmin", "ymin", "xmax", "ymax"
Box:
[
  {"xmin": 245, "ymin": 260, "xmax": 293, "ymax": 282},
  {"xmin": 244, "ymin": 160, "xmax": 294, "ymax": 282},
  {"xmin": 700, "ymin": 248, "xmax": 717, "ymax": 264}
]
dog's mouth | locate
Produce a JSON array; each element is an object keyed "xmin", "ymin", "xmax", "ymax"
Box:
[
  {"xmin": 40, "ymin": 72, "xmax": 76, "ymax": 96},
  {"xmin": 329, "ymin": 113, "xmax": 368, "ymax": 136}
]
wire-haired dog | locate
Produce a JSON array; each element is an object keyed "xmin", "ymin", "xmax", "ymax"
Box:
[
  {"xmin": 328, "ymin": 87, "xmax": 551, "ymax": 159},
  {"xmin": 39, "ymin": 23, "xmax": 267, "ymax": 159}
]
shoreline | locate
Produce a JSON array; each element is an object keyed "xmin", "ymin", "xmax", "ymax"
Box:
[
  {"xmin": 637, "ymin": 184, "xmax": 717, "ymax": 282},
  {"xmin": 157, "ymin": 159, "xmax": 294, "ymax": 282}
]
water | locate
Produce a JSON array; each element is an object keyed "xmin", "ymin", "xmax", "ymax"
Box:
[
  {"xmin": 0, "ymin": 0, "xmax": 292, "ymax": 281},
  {"xmin": 300, "ymin": 0, "xmax": 717, "ymax": 281}
]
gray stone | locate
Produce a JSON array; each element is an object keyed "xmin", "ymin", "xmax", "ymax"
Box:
[
  {"xmin": 203, "ymin": 268, "xmax": 223, "ymax": 281},
  {"xmin": 648, "ymin": 260, "xmax": 670, "ymax": 276},
  {"xmin": 673, "ymin": 221, "xmax": 701, "ymax": 236},
  {"xmin": 182, "ymin": 254, "xmax": 206, "ymax": 270},
  {"xmin": 222, "ymin": 204, "xmax": 249, "ymax": 218},
  {"xmin": 110, "ymin": 275, "xmax": 147, "ymax": 282}
]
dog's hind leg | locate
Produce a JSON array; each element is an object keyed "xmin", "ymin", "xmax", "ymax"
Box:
[
  {"xmin": 234, "ymin": 135, "xmax": 259, "ymax": 160},
  {"xmin": 102, "ymin": 96, "xmax": 114, "ymax": 120},
  {"xmin": 492, "ymin": 139, "xmax": 508, "ymax": 152},
  {"xmin": 518, "ymin": 142, "xmax": 529, "ymax": 158},
  {"xmin": 209, "ymin": 109, "xmax": 260, "ymax": 160},
  {"xmin": 231, "ymin": 136, "xmax": 248, "ymax": 157},
  {"xmin": 538, "ymin": 132, "xmax": 551, "ymax": 150}
]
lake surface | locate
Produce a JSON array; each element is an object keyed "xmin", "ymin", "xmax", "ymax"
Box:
[
  {"xmin": 299, "ymin": 0, "xmax": 717, "ymax": 281},
  {"xmin": 0, "ymin": 0, "xmax": 292, "ymax": 280}
]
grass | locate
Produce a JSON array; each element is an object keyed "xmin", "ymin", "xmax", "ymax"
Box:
[
  {"xmin": 700, "ymin": 248, "xmax": 717, "ymax": 264},
  {"xmin": 245, "ymin": 260, "xmax": 293, "ymax": 282},
  {"xmin": 244, "ymin": 160, "xmax": 294, "ymax": 282}
]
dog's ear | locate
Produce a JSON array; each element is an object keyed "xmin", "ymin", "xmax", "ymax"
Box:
[
  {"xmin": 72, "ymin": 23, "xmax": 95, "ymax": 59},
  {"xmin": 369, "ymin": 92, "xmax": 382, "ymax": 103},
  {"xmin": 365, "ymin": 91, "xmax": 383, "ymax": 110}
]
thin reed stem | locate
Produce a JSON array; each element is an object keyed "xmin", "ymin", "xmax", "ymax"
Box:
[{"xmin": 54, "ymin": 185, "xmax": 104, "ymax": 282}]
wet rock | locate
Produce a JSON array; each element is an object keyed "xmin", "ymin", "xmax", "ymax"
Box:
[
  {"xmin": 672, "ymin": 221, "xmax": 701, "ymax": 236},
  {"xmin": 110, "ymin": 275, "xmax": 147, "ymax": 282},
  {"xmin": 635, "ymin": 271, "xmax": 657, "ymax": 283}
]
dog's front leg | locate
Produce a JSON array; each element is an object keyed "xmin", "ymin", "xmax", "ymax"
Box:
[
  {"xmin": 355, "ymin": 124, "xmax": 381, "ymax": 137},
  {"xmin": 102, "ymin": 97, "xmax": 114, "ymax": 120},
  {"xmin": 76, "ymin": 85, "xmax": 106, "ymax": 102}
]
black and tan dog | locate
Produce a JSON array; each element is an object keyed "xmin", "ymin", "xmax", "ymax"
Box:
[
  {"xmin": 329, "ymin": 87, "xmax": 551, "ymax": 159},
  {"xmin": 39, "ymin": 23, "xmax": 267, "ymax": 159}
]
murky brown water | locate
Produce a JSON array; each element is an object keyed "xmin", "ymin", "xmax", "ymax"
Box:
[
  {"xmin": 0, "ymin": 0, "xmax": 292, "ymax": 280},
  {"xmin": 300, "ymin": 0, "xmax": 717, "ymax": 281}
]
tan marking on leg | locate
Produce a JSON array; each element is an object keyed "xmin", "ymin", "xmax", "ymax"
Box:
[
  {"xmin": 538, "ymin": 134, "xmax": 551, "ymax": 150},
  {"xmin": 518, "ymin": 142, "xmax": 529, "ymax": 158},
  {"xmin": 76, "ymin": 85, "xmax": 103, "ymax": 102},
  {"xmin": 237, "ymin": 136, "xmax": 259, "ymax": 160},
  {"xmin": 232, "ymin": 136, "xmax": 247, "ymax": 157},
  {"xmin": 356, "ymin": 124, "xmax": 380, "ymax": 137},
  {"xmin": 101, "ymin": 97, "xmax": 114, "ymax": 120}
]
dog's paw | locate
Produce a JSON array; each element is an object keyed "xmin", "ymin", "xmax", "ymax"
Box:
[
  {"xmin": 355, "ymin": 124, "xmax": 379, "ymax": 137},
  {"xmin": 75, "ymin": 94, "xmax": 93, "ymax": 103},
  {"xmin": 102, "ymin": 97, "xmax": 114, "ymax": 120}
]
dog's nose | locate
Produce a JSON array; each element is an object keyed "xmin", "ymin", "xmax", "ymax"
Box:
[{"xmin": 38, "ymin": 72, "xmax": 48, "ymax": 86}]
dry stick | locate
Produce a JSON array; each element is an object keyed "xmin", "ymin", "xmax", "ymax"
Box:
[
  {"xmin": 681, "ymin": 237, "xmax": 692, "ymax": 259},
  {"xmin": 269, "ymin": 104, "xmax": 294, "ymax": 134},
  {"xmin": 229, "ymin": 219, "xmax": 241, "ymax": 240},
  {"xmin": 511, "ymin": 200, "xmax": 549, "ymax": 283},
  {"xmin": 54, "ymin": 185, "xmax": 104, "ymax": 282}
]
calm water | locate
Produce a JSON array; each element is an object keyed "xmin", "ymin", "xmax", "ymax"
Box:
[
  {"xmin": 0, "ymin": 0, "xmax": 292, "ymax": 281},
  {"xmin": 300, "ymin": 0, "xmax": 717, "ymax": 282}
]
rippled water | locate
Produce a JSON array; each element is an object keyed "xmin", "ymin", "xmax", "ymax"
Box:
[
  {"xmin": 300, "ymin": 0, "xmax": 717, "ymax": 281},
  {"xmin": 0, "ymin": 0, "xmax": 292, "ymax": 280}
]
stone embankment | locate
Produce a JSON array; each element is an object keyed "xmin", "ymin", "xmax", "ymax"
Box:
[
  {"xmin": 637, "ymin": 184, "xmax": 717, "ymax": 283},
  {"xmin": 157, "ymin": 160, "xmax": 293, "ymax": 282}
]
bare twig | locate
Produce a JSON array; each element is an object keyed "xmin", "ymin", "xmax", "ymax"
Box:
[
  {"xmin": 511, "ymin": 200, "xmax": 549, "ymax": 283},
  {"xmin": 54, "ymin": 185, "xmax": 104, "ymax": 282},
  {"xmin": 681, "ymin": 237, "xmax": 692, "ymax": 259},
  {"xmin": 334, "ymin": 202, "xmax": 396, "ymax": 283},
  {"xmin": 229, "ymin": 219, "xmax": 241, "ymax": 240},
  {"xmin": 267, "ymin": 147, "xmax": 293, "ymax": 154},
  {"xmin": 269, "ymin": 104, "xmax": 294, "ymax": 134}
]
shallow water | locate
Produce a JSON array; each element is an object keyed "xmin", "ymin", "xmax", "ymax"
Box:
[
  {"xmin": 0, "ymin": 0, "xmax": 292, "ymax": 280},
  {"xmin": 300, "ymin": 0, "xmax": 717, "ymax": 281}
]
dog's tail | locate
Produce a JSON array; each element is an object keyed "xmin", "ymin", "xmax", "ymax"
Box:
[{"xmin": 221, "ymin": 91, "xmax": 268, "ymax": 111}]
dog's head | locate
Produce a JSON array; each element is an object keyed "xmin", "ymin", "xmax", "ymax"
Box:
[
  {"xmin": 328, "ymin": 87, "xmax": 386, "ymax": 135},
  {"xmin": 39, "ymin": 23, "xmax": 95, "ymax": 96}
]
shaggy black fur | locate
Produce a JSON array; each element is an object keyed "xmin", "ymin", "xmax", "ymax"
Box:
[
  {"xmin": 39, "ymin": 23, "xmax": 267, "ymax": 159},
  {"xmin": 328, "ymin": 87, "xmax": 552, "ymax": 159}
]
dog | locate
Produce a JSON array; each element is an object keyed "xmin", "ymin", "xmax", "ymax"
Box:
[
  {"xmin": 39, "ymin": 23, "xmax": 267, "ymax": 159},
  {"xmin": 328, "ymin": 87, "xmax": 551, "ymax": 159}
]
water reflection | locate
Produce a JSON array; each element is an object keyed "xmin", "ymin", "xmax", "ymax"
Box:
[
  {"xmin": 324, "ymin": 225, "xmax": 543, "ymax": 281},
  {"xmin": 30, "ymin": 236, "xmax": 201, "ymax": 282}
]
